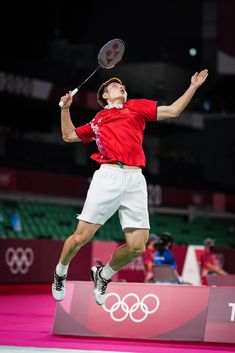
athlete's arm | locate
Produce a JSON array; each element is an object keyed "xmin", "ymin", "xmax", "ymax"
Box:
[
  {"xmin": 60, "ymin": 92, "xmax": 81, "ymax": 143},
  {"xmin": 157, "ymin": 69, "xmax": 208, "ymax": 121},
  {"xmin": 206, "ymin": 262, "xmax": 228, "ymax": 275}
]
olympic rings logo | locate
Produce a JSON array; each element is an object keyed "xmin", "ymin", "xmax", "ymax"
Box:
[
  {"xmin": 5, "ymin": 247, "xmax": 34, "ymax": 274},
  {"xmin": 103, "ymin": 292, "xmax": 160, "ymax": 323}
]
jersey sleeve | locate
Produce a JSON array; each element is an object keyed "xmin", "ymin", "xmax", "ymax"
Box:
[
  {"xmin": 75, "ymin": 123, "xmax": 95, "ymax": 143},
  {"xmin": 129, "ymin": 99, "xmax": 158, "ymax": 122}
]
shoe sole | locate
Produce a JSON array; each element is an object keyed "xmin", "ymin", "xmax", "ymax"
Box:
[
  {"xmin": 90, "ymin": 266, "xmax": 97, "ymax": 283},
  {"xmin": 90, "ymin": 266, "xmax": 103, "ymax": 306}
]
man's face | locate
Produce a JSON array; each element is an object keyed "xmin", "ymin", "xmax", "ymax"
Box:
[{"xmin": 103, "ymin": 82, "xmax": 127, "ymax": 103}]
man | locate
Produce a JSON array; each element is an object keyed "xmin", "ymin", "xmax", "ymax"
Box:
[
  {"xmin": 143, "ymin": 233, "xmax": 159, "ymax": 282},
  {"xmin": 52, "ymin": 69, "xmax": 208, "ymax": 305},
  {"xmin": 200, "ymin": 237, "xmax": 228, "ymax": 285}
]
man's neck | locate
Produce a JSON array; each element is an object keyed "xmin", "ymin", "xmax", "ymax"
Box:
[
  {"xmin": 104, "ymin": 102, "xmax": 124, "ymax": 109},
  {"xmin": 108, "ymin": 98, "xmax": 125, "ymax": 106}
]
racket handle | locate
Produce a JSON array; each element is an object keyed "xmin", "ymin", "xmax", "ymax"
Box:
[{"xmin": 59, "ymin": 88, "xmax": 79, "ymax": 107}]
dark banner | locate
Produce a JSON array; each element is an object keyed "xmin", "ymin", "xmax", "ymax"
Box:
[
  {"xmin": 218, "ymin": 0, "xmax": 235, "ymax": 74},
  {"xmin": 1, "ymin": 239, "xmax": 235, "ymax": 284},
  {"xmin": 0, "ymin": 239, "xmax": 91, "ymax": 284},
  {"xmin": 0, "ymin": 168, "xmax": 17, "ymax": 190},
  {"xmin": 1, "ymin": 168, "xmax": 235, "ymax": 211}
]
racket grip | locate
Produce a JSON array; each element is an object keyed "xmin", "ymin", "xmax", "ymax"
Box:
[{"xmin": 59, "ymin": 88, "xmax": 79, "ymax": 107}]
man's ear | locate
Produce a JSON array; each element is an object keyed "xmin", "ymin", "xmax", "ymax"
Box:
[{"xmin": 102, "ymin": 92, "xmax": 108, "ymax": 100}]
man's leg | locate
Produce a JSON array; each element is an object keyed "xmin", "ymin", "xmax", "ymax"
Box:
[
  {"xmin": 52, "ymin": 220, "xmax": 101, "ymax": 301},
  {"xmin": 91, "ymin": 228, "xmax": 149, "ymax": 305},
  {"xmin": 108, "ymin": 228, "xmax": 149, "ymax": 270}
]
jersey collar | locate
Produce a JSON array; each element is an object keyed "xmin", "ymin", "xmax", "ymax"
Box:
[{"xmin": 104, "ymin": 103, "xmax": 123, "ymax": 109}]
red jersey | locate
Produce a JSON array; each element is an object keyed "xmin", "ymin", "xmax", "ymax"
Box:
[
  {"xmin": 200, "ymin": 250, "xmax": 219, "ymax": 277},
  {"xmin": 143, "ymin": 246, "xmax": 156, "ymax": 268},
  {"xmin": 75, "ymin": 99, "xmax": 157, "ymax": 167}
]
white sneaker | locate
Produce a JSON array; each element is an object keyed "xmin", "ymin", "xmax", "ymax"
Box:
[
  {"xmin": 90, "ymin": 266, "xmax": 111, "ymax": 306},
  {"xmin": 52, "ymin": 272, "xmax": 67, "ymax": 301}
]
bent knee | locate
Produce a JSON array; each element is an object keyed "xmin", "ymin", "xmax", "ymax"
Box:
[
  {"xmin": 71, "ymin": 230, "xmax": 92, "ymax": 247},
  {"xmin": 129, "ymin": 245, "xmax": 146, "ymax": 257}
]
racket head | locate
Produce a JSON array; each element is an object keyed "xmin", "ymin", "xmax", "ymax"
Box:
[{"xmin": 98, "ymin": 38, "xmax": 125, "ymax": 69}]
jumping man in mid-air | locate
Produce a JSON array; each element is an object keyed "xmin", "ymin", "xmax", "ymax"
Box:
[{"xmin": 52, "ymin": 69, "xmax": 208, "ymax": 305}]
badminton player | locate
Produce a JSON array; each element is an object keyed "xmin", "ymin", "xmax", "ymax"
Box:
[{"xmin": 52, "ymin": 69, "xmax": 208, "ymax": 305}]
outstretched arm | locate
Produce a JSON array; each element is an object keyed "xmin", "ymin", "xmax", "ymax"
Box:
[
  {"xmin": 60, "ymin": 92, "xmax": 81, "ymax": 142},
  {"xmin": 157, "ymin": 69, "xmax": 208, "ymax": 121},
  {"xmin": 207, "ymin": 263, "xmax": 228, "ymax": 275}
]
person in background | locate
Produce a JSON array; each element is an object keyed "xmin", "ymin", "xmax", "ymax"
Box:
[
  {"xmin": 154, "ymin": 232, "xmax": 181, "ymax": 283},
  {"xmin": 200, "ymin": 237, "xmax": 228, "ymax": 285},
  {"xmin": 142, "ymin": 233, "xmax": 159, "ymax": 282}
]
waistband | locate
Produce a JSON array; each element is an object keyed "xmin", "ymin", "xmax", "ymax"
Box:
[{"xmin": 100, "ymin": 163, "xmax": 142, "ymax": 172}]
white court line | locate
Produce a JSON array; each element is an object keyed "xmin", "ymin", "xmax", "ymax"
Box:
[{"xmin": 0, "ymin": 347, "xmax": 133, "ymax": 353}]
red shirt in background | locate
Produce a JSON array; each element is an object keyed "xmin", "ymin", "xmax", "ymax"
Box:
[
  {"xmin": 143, "ymin": 246, "xmax": 156, "ymax": 269},
  {"xmin": 200, "ymin": 250, "xmax": 220, "ymax": 284},
  {"xmin": 142, "ymin": 246, "xmax": 157, "ymax": 282},
  {"xmin": 75, "ymin": 99, "xmax": 157, "ymax": 167}
]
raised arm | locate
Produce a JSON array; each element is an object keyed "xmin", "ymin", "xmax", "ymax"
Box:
[
  {"xmin": 60, "ymin": 92, "xmax": 81, "ymax": 142},
  {"xmin": 157, "ymin": 69, "xmax": 208, "ymax": 121}
]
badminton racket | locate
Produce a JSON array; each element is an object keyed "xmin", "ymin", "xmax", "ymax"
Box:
[{"xmin": 59, "ymin": 38, "xmax": 125, "ymax": 107}]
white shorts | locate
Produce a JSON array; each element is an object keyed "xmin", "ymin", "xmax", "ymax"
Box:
[{"xmin": 77, "ymin": 164, "xmax": 150, "ymax": 230}]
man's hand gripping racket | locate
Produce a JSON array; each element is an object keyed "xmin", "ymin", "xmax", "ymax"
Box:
[{"xmin": 59, "ymin": 38, "xmax": 125, "ymax": 108}]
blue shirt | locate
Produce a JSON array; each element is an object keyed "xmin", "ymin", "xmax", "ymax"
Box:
[{"xmin": 154, "ymin": 249, "xmax": 177, "ymax": 269}]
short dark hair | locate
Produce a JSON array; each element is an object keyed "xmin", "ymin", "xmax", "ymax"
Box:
[
  {"xmin": 97, "ymin": 77, "xmax": 123, "ymax": 108},
  {"xmin": 156, "ymin": 232, "xmax": 175, "ymax": 252}
]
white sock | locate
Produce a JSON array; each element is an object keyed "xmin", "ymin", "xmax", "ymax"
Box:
[
  {"xmin": 56, "ymin": 262, "xmax": 69, "ymax": 277},
  {"xmin": 100, "ymin": 263, "xmax": 117, "ymax": 280}
]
